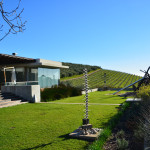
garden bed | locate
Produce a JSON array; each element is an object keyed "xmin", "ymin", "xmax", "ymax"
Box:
[
  {"xmin": 103, "ymin": 86, "xmax": 150, "ymax": 150},
  {"xmin": 103, "ymin": 101, "xmax": 144, "ymax": 150}
]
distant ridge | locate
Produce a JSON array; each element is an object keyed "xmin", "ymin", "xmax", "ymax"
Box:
[
  {"xmin": 60, "ymin": 62, "xmax": 101, "ymax": 78},
  {"xmin": 61, "ymin": 69, "xmax": 101, "ymax": 82}
]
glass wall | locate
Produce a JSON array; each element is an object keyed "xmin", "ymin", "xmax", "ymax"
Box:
[
  {"xmin": 38, "ymin": 68, "xmax": 60, "ymax": 88},
  {"xmin": 2, "ymin": 67, "xmax": 38, "ymax": 86},
  {"xmin": 0, "ymin": 67, "xmax": 60, "ymax": 88},
  {"xmin": 27, "ymin": 68, "xmax": 38, "ymax": 85}
]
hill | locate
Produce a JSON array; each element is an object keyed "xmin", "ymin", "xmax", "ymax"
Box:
[
  {"xmin": 60, "ymin": 69, "xmax": 142, "ymax": 89},
  {"xmin": 60, "ymin": 62, "xmax": 101, "ymax": 78}
]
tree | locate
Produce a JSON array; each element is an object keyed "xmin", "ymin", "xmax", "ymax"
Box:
[{"xmin": 0, "ymin": 0, "xmax": 26, "ymax": 41}]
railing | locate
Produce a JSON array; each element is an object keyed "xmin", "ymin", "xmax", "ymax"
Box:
[{"xmin": 4, "ymin": 81, "xmax": 39, "ymax": 86}]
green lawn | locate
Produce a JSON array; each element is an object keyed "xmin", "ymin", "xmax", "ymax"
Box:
[
  {"xmin": 54, "ymin": 91, "xmax": 126, "ymax": 104},
  {"xmin": 0, "ymin": 91, "xmax": 126, "ymax": 150}
]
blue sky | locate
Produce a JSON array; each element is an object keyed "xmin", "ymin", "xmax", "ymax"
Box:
[{"xmin": 1, "ymin": 0, "xmax": 150, "ymax": 76}]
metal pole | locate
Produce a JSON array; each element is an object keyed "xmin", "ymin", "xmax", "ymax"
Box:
[
  {"xmin": 104, "ymin": 73, "xmax": 106, "ymax": 87},
  {"xmin": 83, "ymin": 68, "xmax": 89, "ymax": 125},
  {"xmin": 85, "ymin": 68, "xmax": 88, "ymax": 119}
]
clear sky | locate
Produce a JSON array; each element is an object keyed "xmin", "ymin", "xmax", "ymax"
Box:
[{"xmin": 1, "ymin": 0, "xmax": 150, "ymax": 76}]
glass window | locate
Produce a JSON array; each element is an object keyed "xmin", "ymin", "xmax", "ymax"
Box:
[
  {"xmin": 27, "ymin": 68, "xmax": 38, "ymax": 85},
  {"xmin": 5, "ymin": 69, "xmax": 12, "ymax": 82},
  {"xmin": 0, "ymin": 69, "xmax": 5, "ymax": 84},
  {"xmin": 38, "ymin": 68, "xmax": 60, "ymax": 88},
  {"xmin": 28, "ymin": 68, "xmax": 38, "ymax": 81},
  {"xmin": 15, "ymin": 67, "xmax": 26, "ymax": 82}
]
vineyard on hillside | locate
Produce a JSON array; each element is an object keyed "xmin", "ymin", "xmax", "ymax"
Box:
[{"xmin": 60, "ymin": 69, "xmax": 142, "ymax": 89}]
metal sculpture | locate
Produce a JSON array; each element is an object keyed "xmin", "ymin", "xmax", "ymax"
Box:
[
  {"xmin": 113, "ymin": 66, "xmax": 150, "ymax": 95},
  {"xmin": 69, "ymin": 68, "xmax": 101, "ymax": 140},
  {"xmin": 83, "ymin": 68, "xmax": 89, "ymax": 125}
]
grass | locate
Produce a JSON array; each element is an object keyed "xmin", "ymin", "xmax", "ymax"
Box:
[
  {"xmin": 0, "ymin": 91, "xmax": 126, "ymax": 150},
  {"xmin": 54, "ymin": 91, "xmax": 126, "ymax": 104}
]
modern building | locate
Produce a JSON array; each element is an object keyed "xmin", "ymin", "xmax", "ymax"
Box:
[{"xmin": 0, "ymin": 53, "xmax": 69, "ymax": 102}]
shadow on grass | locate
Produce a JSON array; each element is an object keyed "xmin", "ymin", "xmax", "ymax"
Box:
[
  {"xmin": 21, "ymin": 142, "xmax": 52, "ymax": 150},
  {"xmin": 59, "ymin": 132, "xmax": 95, "ymax": 143},
  {"xmin": 59, "ymin": 132, "xmax": 98, "ymax": 149},
  {"xmin": 59, "ymin": 133, "xmax": 70, "ymax": 141}
]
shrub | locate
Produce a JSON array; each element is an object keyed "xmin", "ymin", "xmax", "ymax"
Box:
[
  {"xmin": 41, "ymin": 83, "xmax": 82, "ymax": 102},
  {"xmin": 137, "ymin": 84, "xmax": 150, "ymax": 100},
  {"xmin": 134, "ymin": 124, "xmax": 144, "ymax": 141},
  {"xmin": 116, "ymin": 130, "xmax": 125, "ymax": 139},
  {"xmin": 116, "ymin": 138, "xmax": 128, "ymax": 150}
]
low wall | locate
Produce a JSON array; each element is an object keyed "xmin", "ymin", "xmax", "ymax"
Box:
[
  {"xmin": 1, "ymin": 85, "xmax": 41, "ymax": 103},
  {"xmin": 82, "ymin": 88, "xmax": 99, "ymax": 94}
]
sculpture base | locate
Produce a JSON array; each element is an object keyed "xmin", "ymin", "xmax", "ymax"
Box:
[{"xmin": 69, "ymin": 124, "xmax": 102, "ymax": 141}]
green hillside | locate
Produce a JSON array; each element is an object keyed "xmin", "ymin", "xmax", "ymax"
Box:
[
  {"xmin": 60, "ymin": 62, "xmax": 101, "ymax": 78},
  {"xmin": 60, "ymin": 69, "xmax": 142, "ymax": 89}
]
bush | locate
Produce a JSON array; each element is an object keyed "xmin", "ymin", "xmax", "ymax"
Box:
[
  {"xmin": 116, "ymin": 130, "xmax": 125, "ymax": 139},
  {"xmin": 116, "ymin": 138, "xmax": 128, "ymax": 150},
  {"xmin": 116, "ymin": 130, "xmax": 128, "ymax": 150},
  {"xmin": 134, "ymin": 124, "xmax": 144, "ymax": 141},
  {"xmin": 137, "ymin": 84, "xmax": 150, "ymax": 100},
  {"xmin": 41, "ymin": 83, "xmax": 82, "ymax": 102}
]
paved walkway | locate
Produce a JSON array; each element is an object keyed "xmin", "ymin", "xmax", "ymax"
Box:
[
  {"xmin": 0, "ymin": 102, "xmax": 28, "ymax": 108},
  {"xmin": 40, "ymin": 102, "xmax": 120, "ymax": 105}
]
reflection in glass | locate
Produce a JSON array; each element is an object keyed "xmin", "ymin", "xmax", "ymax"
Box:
[
  {"xmin": 0, "ymin": 67, "xmax": 60, "ymax": 88},
  {"xmin": 27, "ymin": 68, "xmax": 38, "ymax": 85},
  {"xmin": 38, "ymin": 68, "xmax": 60, "ymax": 88}
]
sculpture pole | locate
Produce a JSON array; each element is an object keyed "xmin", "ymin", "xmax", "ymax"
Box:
[
  {"xmin": 69, "ymin": 68, "xmax": 101, "ymax": 140},
  {"xmin": 83, "ymin": 68, "xmax": 89, "ymax": 125}
]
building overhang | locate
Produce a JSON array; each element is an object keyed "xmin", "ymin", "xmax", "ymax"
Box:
[
  {"xmin": 33, "ymin": 59, "xmax": 69, "ymax": 69},
  {"xmin": 0, "ymin": 53, "xmax": 36, "ymax": 65},
  {"xmin": 0, "ymin": 53, "xmax": 69, "ymax": 69}
]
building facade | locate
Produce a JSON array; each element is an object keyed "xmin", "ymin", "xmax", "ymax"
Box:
[
  {"xmin": 0, "ymin": 53, "xmax": 68, "ymax": 88},
  {"xmin": 0, "ymin": 53, "xmax": 68, "ymax": 102}
]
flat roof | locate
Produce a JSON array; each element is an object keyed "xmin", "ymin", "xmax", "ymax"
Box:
[
  {"xmin": 0, "ymin": 53, "xmax": 69, "ymax": 69},
  {"xmin": 0, "ymin": 53, "xmax": 36, "ymax": 65}
]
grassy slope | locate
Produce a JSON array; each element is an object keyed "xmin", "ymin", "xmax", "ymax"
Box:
[
  {"xmin": 0, "ymin": 91, "xmax": 125, "ymax": 150},
  {"xmin": 61, "ymin": 69, "xmax": 141, "ymax": 89},
  {"xmin": 54, "ymin": 91, "xmax": 126, "ymax": 104}
]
